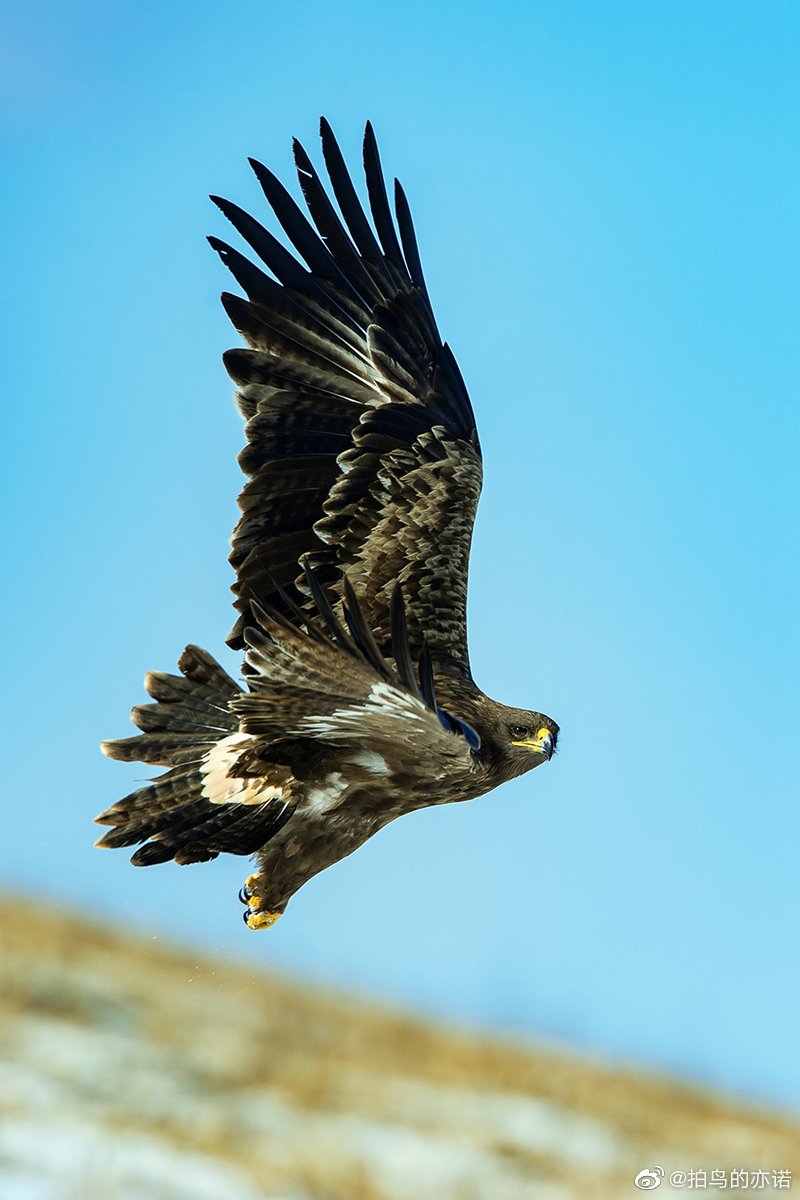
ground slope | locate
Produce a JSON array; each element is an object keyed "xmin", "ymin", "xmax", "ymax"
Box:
[{"xmin": 0, "ymin": 894, "xmax": 797, "ymax": 1199}]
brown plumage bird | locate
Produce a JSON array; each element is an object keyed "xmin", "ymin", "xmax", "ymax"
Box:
[{"xmin": 96, "ymin": 120, "xmax": 559, "ymax": 929}]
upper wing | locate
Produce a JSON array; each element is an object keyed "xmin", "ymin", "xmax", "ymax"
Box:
[{"xmin": 210, "ymin": 119, "xmax": 482, "ymax": 681}]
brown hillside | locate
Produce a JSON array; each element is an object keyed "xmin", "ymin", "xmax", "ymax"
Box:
[{"xmin": 0, "ymin": 894, "xmax": 797, "ymax": 1199}]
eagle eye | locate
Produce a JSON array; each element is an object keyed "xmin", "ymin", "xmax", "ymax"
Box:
[{"xmin": 511, "ymin": 725, "xmax": 529, "ymax": 739}]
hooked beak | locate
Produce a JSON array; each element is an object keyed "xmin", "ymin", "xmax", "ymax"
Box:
[{"xmin": 511, "ymin": 727, "xmax": 555, "ymax": 761}]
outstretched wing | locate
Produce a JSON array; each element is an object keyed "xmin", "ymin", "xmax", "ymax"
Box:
[{"xmin": 211, "ymin": 119, "xmax": 482, "ymax": 681}]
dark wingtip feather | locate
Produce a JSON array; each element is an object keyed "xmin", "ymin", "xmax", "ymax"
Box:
[
  {"xmin": 362, "ymin": 121, "xmax": 406, "ymax": 273},
  {"xmin": 211, "ymin": 194, "xmax": 316, "ymax": 291},
  {"xmin": 248, "ymin": 153, "xmax": 367, "ymax": 298},
  {"xmin": 394, "ymin": 179, "xmax": 430, "ymax": 299},
  {"xmin": 292, "ymin": 136, "xmax": 312, "ymax": 175},
  {"xmin": 319, "ymin": 117, "xmax": 386, "ymax": 269},
  {"xmin": 209, "ymin": 193, "xmax": 231, "ymax": 215}
]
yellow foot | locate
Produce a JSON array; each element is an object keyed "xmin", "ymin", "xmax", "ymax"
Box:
[
  {"xmin": 245, "ymin": 909, "xmax": 282, "ymax": 931},
  {"xmin": 239, "ymin": 874, "xmax": 281, "ymax": 931}
]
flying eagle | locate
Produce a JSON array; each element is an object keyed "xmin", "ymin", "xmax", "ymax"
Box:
[{"xmin": 96, "ymin": 120, "xmax": 559, "ymax": 929}]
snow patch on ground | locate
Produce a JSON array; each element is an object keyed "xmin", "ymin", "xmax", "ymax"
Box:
[{"xmin": 0, "ymin": 1114, "xmax": 272, "ymax": 1200}]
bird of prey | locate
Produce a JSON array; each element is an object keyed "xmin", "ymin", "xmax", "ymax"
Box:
[{"xmin": 96, "ymin": 120, "xmax": 559, "ymax": 929}]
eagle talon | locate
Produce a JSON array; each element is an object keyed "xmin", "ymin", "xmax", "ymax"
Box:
[
  {"xmin": 239, "ymin": 873, "xmax": 281, "ymax": 929},
  {"xmin": 239, "ymin": 873, "xmax": 261, "ymax": 905},
  {"xmin": 244, "ymin": 907, "xmax": 282, "ymax": 931}
]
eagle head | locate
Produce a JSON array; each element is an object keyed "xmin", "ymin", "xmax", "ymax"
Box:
[{"xmin": 475, "ymin": 702, "xmax": 559, "ymax": 787}]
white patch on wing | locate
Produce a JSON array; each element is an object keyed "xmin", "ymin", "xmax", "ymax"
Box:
[
  {"xmin": 347, "ymin": 749, "xmax": 390, "ymax": 774},
  {"xmin": 367, "ymin": 681, "xmax": 428, "ymax": 719},
  {"xmin": 200, "ymin": 733, "xmax": 283, "ymax": 806},
  {"xmin": 305, "ymin": 772, "xmax": 346, "ymax": 816},
  {"xmin": 298, "ymin": 680, "xmax": 431, "ymax": 742}
]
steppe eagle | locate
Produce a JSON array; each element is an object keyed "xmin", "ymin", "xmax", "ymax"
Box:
[{"xmin": 96, "ymin": 121, "xmax": 559, "ymax": 928}]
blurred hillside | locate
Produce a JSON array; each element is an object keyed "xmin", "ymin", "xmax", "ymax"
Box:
[{"xmin": 0, "ymin": 893, "xmax": 797, "ymax": 1200}]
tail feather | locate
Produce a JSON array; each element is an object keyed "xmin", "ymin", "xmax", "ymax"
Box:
[
  {"xmin": 144, "ymin": 657, "xmax": 238, "ymax": 705},
  {"xmin": 96, "ymin": 766, "xmax": 207, "ymax": 836},
  {"xmin": 176, "ymin": 644, "xmax": 241, "ymax": 694},
  {"xmin": 97, "ymin": 645, "xmax": 293, "ymax": 866},
  {"xmin": 99, "ymin": 732, "xmax": 215, "ymax": 767},
  {"xmin": 130, "ymin": 698, "xmax": 234, "ymax": 735},
  {"xmin": 130, "ymin": 798, "xmax": 293, "ymax": 865},
  {"xmin": 101, "ymin": 644, "xmax": 240, "ymax": 769}
]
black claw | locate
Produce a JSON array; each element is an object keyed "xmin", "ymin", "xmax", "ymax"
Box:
[
  {"xmin": 242, "ymin": 907, "xmax": 252, "ymax": 925},
  {"xmin": 238, "ymin": 885, "xmax": 252, "ymax": 905}
]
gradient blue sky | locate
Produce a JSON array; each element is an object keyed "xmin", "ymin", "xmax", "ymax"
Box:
[{"xmin": 3, "ymin": 0, "xmax": 798, "ymax": 1112}]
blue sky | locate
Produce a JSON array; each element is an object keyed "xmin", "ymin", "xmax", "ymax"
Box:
[{"xmin": 2, "ymin": 0, "xmax": 799, "ymax": 1111}]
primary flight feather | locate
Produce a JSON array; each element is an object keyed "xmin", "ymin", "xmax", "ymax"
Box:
[{"xmin": 97, "ymin": 120, "xmax": 559, "ymax": 928}]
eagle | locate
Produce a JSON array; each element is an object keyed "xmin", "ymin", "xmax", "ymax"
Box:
[{"xmin": 96, "ymin": 120, "xmax": 559, "ymax": 929}]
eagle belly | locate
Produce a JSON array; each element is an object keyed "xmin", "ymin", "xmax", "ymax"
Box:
[
  {"xmin": 248, "ymin": 805, "xmax": 393, "ymax": 920},
  {"xmin": 240, "ymin": 745, "xmax": 449, "ymax": 920}
]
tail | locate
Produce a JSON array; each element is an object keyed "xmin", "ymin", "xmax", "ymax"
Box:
[{"xmin": 96, "ymin": 645, "xmax": 290, "ymax": 866}]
